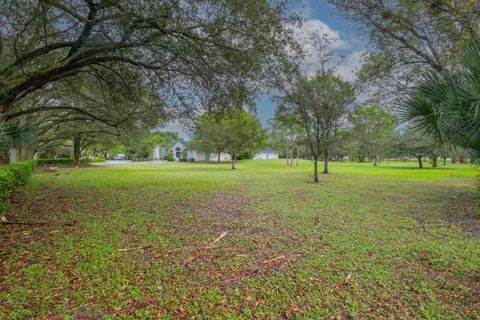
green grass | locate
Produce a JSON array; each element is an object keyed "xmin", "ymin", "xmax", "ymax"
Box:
[{"xmin": 1, "ymin": 160, "xmax": 479, "ymax": 319}]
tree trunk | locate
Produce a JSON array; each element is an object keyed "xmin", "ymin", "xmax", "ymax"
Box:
[
  {"xmin": 432, "ymin": 155, "xmax": 438, "ymax": 167},
  {"xmin": 417, "ymin": 156, "xmax": 423, "ymax": 168},
  {"xmin": 73, "ymin": 134, "xmax": 81, "ymax": 167},
  {"xmin": 217, "ymin": 153, "xmax": 221, "ymax": 163},
  {"xmin": 323, "ymin": 150, "xmax": 329, "ymax": 174},
  {"xmin": 314, "ymin": 158, "xmax": 319, "ymax": 183},
  {"xmin": 373, "ymin": 155, "xmax": 377, "ymax": 166},
  {"xmin": 231, "ymin": 153, "xmax": 235, "ymax": 170},
  {"xmin": 296, "ymin": 150, "xmax": 299, "ymax": 167},
  {"xmin": 8, "ymin": 148, "xmax": 17, "ymax": 163},
  {"xmin": 286, "ymin": 147, "xmax": 289, "ymax": 165},
  {"xmin": 443, "ymin": 157, "xmax": 446, "ymax": 166},
  {"xmin": 290, "ymin": 151, "xmax": 293, "ymax": 166}
]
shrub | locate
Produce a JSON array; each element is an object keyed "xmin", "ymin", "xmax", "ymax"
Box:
[
  {"xmin": 166, "ymin": 155, "xmax": 174, "ymax": 162},
  {"xmin": 82, "ymin": 158, "xmax": 106, "ymax": 163},
  {"xmin": 36, "ymin": 158, "xmax": 106, "ymax": 165},
  {"xmin": 0, "ymin": 160, "xmax": 36, "ymax": 213},
  {"xmin": 36, "ymin": 158, "xmax": 73, "ymax": 165},
  {"xmin": 236, "ymin": 151, "xmax": 254, "ymax": 160}
]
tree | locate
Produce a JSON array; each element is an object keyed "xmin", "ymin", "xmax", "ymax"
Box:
[
  {"xmin": 347, "ymin": 104, "xmax": 397, "ymax": 165},
  {"xmin": 330, "ymin": 0, "xmax": 479, "ymax": 95},
  {"xmin": 190, "ymin": 109, "xmax": 266, "ymax": 169},
  {"xmin": 190, "ymin": 114, "xmax": 231, "ymax": 163},
  {"xmin": 397, "ymin": 130, "xmax": 434, "ymax": 168},
  {"xmin": 400, "ymin": 38, "xmax": 480, "ymax": 163},
  {"xmin": 283, "ymin": 71, "xmax": 354, "ymax": 182},
  {"xmin": 24, "ymin": 69, "xmax": 161, "ymax": 164},
  {"xmin": 269, "ymin": 104, "xmax": 303, "ymax": 166},
  {"xmin": 0, "ymin": 0, "xmax": 296, "ymax": 123}
]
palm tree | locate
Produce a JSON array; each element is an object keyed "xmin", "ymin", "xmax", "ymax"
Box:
[{"xmin": 400, "ymin": 39, "xmax": 480, "ymax": 162}]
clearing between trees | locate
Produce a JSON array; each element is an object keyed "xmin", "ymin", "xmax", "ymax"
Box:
[{"xmin": 1, "ymin": 160, "xmax": 479, "ymax": 319}]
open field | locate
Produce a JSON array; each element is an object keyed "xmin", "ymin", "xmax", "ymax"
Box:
[{"xmin": 1, "ymin": 160, "xmax": 479, "ymax": 319}]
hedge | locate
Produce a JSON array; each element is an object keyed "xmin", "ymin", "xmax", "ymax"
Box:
[
  {"xmin": 0, "ymin": 160, "xmax": 36, "ymax": 213},
  {"xmin": 36, "ymin": 158, "xmax": 106, "ymax": 165}
]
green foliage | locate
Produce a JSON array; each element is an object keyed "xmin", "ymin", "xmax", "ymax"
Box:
[
  {"xmin": 236, "ymin": 151, "xmax": 254, "ymax": 160},
  {"xmin": 0, "ymin": 160, "xmax": 36, "ymax": 213},
  {"xmin": 0, "ymin": 0, "xmax": 296, "ymax": 123},
  {"xmin": 1, "ymin": 161, "xmax": 478, "ymax": 318},
  {"xmin": 401, "ymin": 38, "xmax": 480, "ymax": 163},
  {"xmin": 36, "ymin": 158, "xmax": 74, "ymax": 166},
  {"xmin": 347, "ymin": 104, "xmax": 397, "ymax": 163},
  {"xmin": 282, "ymin": 70, "xmax": 354, "ymax": 180},
  {"xmin": 36, "ymin": 158, "xmax": 105, "ymax": 165},
  {"xmin": 191, "ymin": 109, "xmax": 266, "ymax": 165},
  {"xmin": 146, "ymin": 134, "xmax": 166, "ymax": 150},
  {"xmin": 331, "ymin": 0, "xmax": 477, "ymax": 93}
]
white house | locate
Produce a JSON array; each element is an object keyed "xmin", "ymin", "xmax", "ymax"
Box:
[
  {"xmin": 151, "ymin": 140, "xmax": 231, "ymax": 162},
  {"xmin": 254, "ymin": 147, "xmax": 278, "ymax": 160}
]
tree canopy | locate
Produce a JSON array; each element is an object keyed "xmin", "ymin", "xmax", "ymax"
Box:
[
  {"xmin": 401, "ymin": 38, "xmax": 480, "ymax": 163},
  {"xmin": 190, "ymin": 109, "xmax": 266, "ymax": 169},
  {"xmin": 282, "ymin": 71, "xmax": 354, "ymax": 182},
  {"xmin": 0, "ymin": 0, "xmax": 297, "ymax": 122}
]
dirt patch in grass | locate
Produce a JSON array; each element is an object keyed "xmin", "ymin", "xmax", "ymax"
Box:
[
  {"xmin": 423, "ymin": 188, "xmax": 480, "ymax": 237},
  {"xmin": 5, "ymin": 186, "xmax": 104, "ymax": 221},
  {"xmin": 167, "ymin": 190, "xmax": 309, "ymax": 289}
]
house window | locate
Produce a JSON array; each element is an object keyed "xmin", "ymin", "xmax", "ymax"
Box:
[{"xmin": 175, "ymin": 147, "xmax": 181, "ymax": 158}]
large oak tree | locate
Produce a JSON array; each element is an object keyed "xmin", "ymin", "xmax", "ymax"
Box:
[{"xmin": 0, "ymin": 0, "xmax": 296, "ymax": 122}]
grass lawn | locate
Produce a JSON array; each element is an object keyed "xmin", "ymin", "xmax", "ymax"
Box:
[{"xmin": 1, "ymin": 160, "xmax": 479, "ymax": 319}]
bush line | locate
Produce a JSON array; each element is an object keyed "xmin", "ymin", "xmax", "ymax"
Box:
[{"xmin": 36, "ymin": 158, "xmax": 106, "ymax": 166}]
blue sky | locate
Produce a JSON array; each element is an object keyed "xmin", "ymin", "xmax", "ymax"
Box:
[
  {"xmin": 166, "ymin": 0, "xmax": 367, "ymax": 138},
  {"xmin": 255, "ymin": 0, "xmax": 367, "ymax": 126}
]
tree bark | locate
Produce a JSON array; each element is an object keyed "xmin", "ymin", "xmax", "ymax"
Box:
[
  {"xmin": 286, "ymin": 147, "xmax": 289, "ymax": 165},
  {"xmin": 231, "ymin": 153, "xmax": 235, "ymax": 170},
  {"xmin": 290, "ymin": 151, "xmax": 293, "ymax": 166},
  {"xmin": 323, "ymin": 150, "xmax": 329, "ymax": 174},
  {"xmin": 373, "ymin": 155, "xmax": 377, "ymax": 166},
  {"xmin": 314, "ymin": 157, "xmax": 319, "ymax": 183},
  {"xmin": 296, "ymin": 149, "xmax": 299, "ymax": 167},
  {"xmin": 417, "ymin": 156, "xmax": 423, "ymax": 168},
  {"xmin": 217, "ymin": 153, "xmax": 221, "ymax": 163},
  {"xmin": 432, "ymin": 155, "xmax": 438, "ymax": 167},
  {"xmin": 73, "ymin": 134, "xmax": 81, "ymax": 167},
  {"xmin": 442, "ymin": 157, "xmax": 446, "ymax": 166}
]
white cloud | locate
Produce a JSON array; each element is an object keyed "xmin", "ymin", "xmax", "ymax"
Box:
[
  {"xmin": 289, "ymin": 17, "xmax": 366, "ymax": 82},
  {"xmin": 299, "ymin": 19, "xmax": 351, "ymax": 51},
  {"xmin": 334, "ymin": 50, "xmax": 366, "ymax": 82}
]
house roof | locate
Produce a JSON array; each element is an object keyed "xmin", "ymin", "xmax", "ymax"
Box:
[{"xmin": 258, "ymin": 147, "xmax": 277, "ymax": 153}]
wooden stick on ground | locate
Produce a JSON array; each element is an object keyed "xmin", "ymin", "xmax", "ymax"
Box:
[
  {"xmin": 262, "ymin": 255, "xmax": 286, "ymax": 264},
  {"xmin": 205, "ymin": 231, "xmax": 228, "ymax": 248}
]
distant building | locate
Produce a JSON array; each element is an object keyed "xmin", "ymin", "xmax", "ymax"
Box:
[
  {"xmin": 254, "ymin": 148, "xmax": 278, "ymax": 160},
  {"xmin": 151, "ymin": 140, "xmax": 231, "ymax": 162}
]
